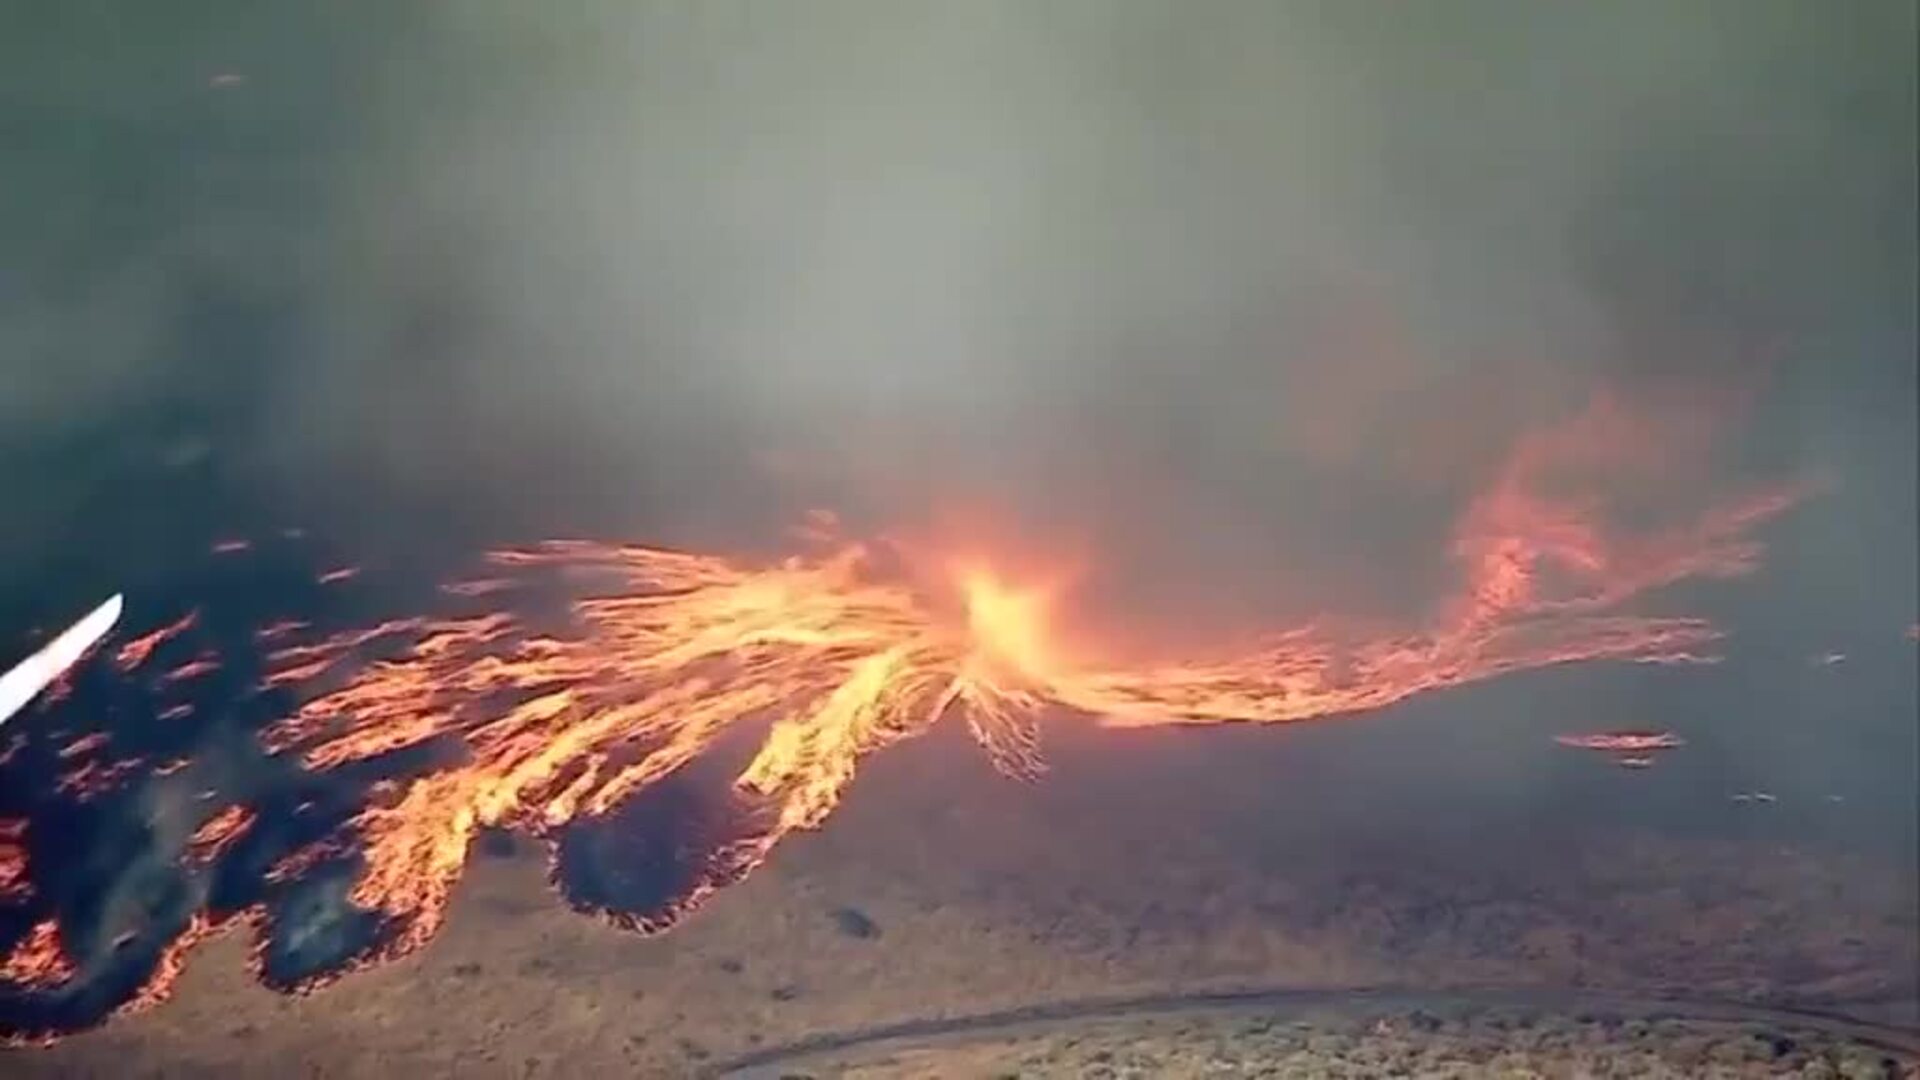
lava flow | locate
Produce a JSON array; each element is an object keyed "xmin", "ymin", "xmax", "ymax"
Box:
[{"xmin": 0, "ymin": 396, "xmax": 1809, "ymax": 1044}]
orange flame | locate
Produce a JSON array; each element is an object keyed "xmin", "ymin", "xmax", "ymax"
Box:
[
  {"xmin": 113, "ymin": 611, "xmax": 197, "ymax": 673},
  {"xmin": 0, "ymin": 922, "xmax": 73, "ymax": 991},
  {"xmin": 0, "ymin": 819, "xmax": 29, "ymax": 904},
  {"xmin": 159, "ymin": 652, "xmax": 222, "ymax": 685},
  {"xmin": 243, "ymin": 475, "xmax": 1794, "ymax": 966},
  {"xmin": 186, "ymin": 805, "xmax": 256, "ymax": 868},
  {"xmin": 0, "ymin": 392, "xmax": 1811, "ymax": 1040}
]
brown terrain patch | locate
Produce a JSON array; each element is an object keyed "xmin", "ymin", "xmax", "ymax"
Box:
[
  {"xmin": 742, "ymin": 1002, "xmax": 1919, "ymax": 1079},
  {"xmin": 4, "ymin": 728, "xmax": 1915, "ymax": 1077}
]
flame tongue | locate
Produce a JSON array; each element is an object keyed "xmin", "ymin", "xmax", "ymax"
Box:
[
  {"xmin": 0, "ymin": 394, "xmax": 1810, "ymax": 1044},
  {"xmin": 254, "ymin": 467, "xmax": 1790, "ymax": 957}
]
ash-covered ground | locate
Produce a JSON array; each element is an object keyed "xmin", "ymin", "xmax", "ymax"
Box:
[{"xmin": 7, "ymin": 677, "xmax": 1915, "ymax": 1076}]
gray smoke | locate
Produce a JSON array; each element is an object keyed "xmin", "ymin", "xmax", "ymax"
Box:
[
  {"xmin": 1, "ymin": 0, "xmax": 1913, "ymax": 829},
  {"xmin": 9, "ymin": 3, "xmax": 1910, "ymax": 606}
]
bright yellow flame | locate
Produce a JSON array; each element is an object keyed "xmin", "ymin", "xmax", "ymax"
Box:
[
  {"xmin": 956, "ymin": 565, "xmax": 1060, "ymax": 683},
  {"xmin": 4, "ymin": 392, "xmax": 1814, "ymax": 1030}
]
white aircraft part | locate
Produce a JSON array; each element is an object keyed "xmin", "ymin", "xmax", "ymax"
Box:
[{"xmin": 0, "ymin": 594, "xmax": 123, "ymax": 728}]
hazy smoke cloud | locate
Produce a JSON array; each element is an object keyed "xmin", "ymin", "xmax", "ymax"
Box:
[
  {"xmin": 288, "ymin": 5, "xmax": 1911, "ymax": 616},
  {"xmin": 0, "ymin": 2, "xmax": 1911, "ymax": 784},
  {"xmin": 0, "ymin": 1, "xmax": 1902, "ymax": 719},
  {"xmin": 5, "ymin": 3, "xmax": 1911, "ymax": 586}
]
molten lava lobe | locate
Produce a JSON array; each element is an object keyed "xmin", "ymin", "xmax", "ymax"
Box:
[{"xmin": 0, "ymin": 395, "xmax": 1813, "ymax": 1044}]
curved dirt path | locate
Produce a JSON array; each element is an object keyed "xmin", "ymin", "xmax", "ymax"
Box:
[{"xmin": 718, "ymin": 985, "xmax": 1920, "ymax": 1077}]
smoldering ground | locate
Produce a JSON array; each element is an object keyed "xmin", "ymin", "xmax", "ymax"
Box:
[{"xmin": 0, "ymin": 0, "xmax": 1913, "ymax": 1045}]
